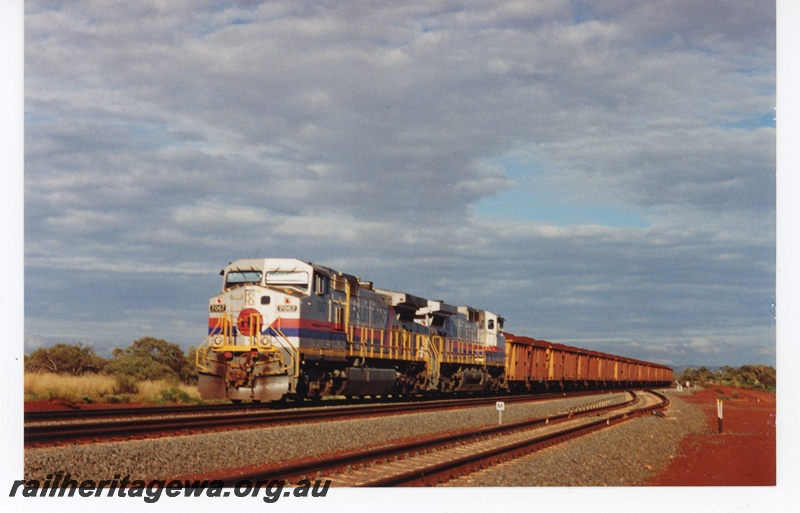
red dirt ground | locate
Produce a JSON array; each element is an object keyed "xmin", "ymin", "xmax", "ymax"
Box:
[
  {"xmin": 648, "ymin": 385, "xmax": 776, "ymax": 486},
  {"xmin": 24, "ymin": 400, "xmax": 152, "ymax": 411}
]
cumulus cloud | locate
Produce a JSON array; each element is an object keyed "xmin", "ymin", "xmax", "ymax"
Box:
[{"xmin": 24, "ymin": 0, "xmax": 775, "ymax": 366}]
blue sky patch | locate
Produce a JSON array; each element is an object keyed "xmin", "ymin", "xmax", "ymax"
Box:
[{"xmin": 475, "ymin": 156, "xmax": 650, "ymax": 228}]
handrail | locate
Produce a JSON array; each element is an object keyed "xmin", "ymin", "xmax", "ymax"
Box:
[
  {"xmin": 426, "ymin": 335, "xmax": 442, "ymax": 386},
  {"xmin": 195, "ymin": 333, "xmax": 214, "ymax": 372},
  {"xmin": 196, "ymin": 314, "xmax": 235, "ymax": 372},
  {"xmin": 269, "ymin": 318, "xmax": 299, "ymax": 378},
  {"xmin": 344, "ymin": 279, "xmax": 352, "ymax": 334}
]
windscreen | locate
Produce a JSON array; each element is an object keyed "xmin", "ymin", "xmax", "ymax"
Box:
[
  {"xmin": 265, "ymin": 270, "xmax": 309, "ymax": 290},
  {"xmin": 224, "ymin": 270, "xmax": 263, "ymax": 289}
]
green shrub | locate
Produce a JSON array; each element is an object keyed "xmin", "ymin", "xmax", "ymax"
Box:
[
  {"xmin": 106, "ymin": 337, "xmax": 196, "ymax": 383},
  {"xmin": 105, "ymin": 394, "xmax": 133, "ymax": 404},
  {"xmin": 25, "ymin": 343, "xmax": 106, "ymax": 375},
  {"xmin": 113, "ymin": 374, "xmax": 140, "ymax": 395},
  {"xmin": 677, "ymin": 365, "xmax": 775, "ymax": 392},
  {"xmin": 160, "ymin": 386, "xmax": 192, "ymax": 404}
]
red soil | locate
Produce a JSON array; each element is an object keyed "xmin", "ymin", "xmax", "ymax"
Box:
[
  {"xmin": 24, "ymin": 400, "xmax": 151, "ymax": 411},
  {"xmin": 648, "ymin": 385, "xmax": 776, "ymax": 486}
]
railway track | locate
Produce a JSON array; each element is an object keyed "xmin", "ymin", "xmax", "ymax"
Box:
[
  {"xmin": 24, "ymin": 391, "xmax": 611, "ymax": 446},
  {"xmin": 23, "ymin": 393, "xmax": 458, "ymax": 422},
  {"xmin": 24, "ymin": 402, "xmax": 271, "ymax": 422},
  {"xmin": 207, "ymin": 390, "xmax": 668, "ymax": 487}
]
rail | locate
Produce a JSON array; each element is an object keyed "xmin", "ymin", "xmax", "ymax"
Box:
[
  {"xmin": 202, "ymin": 390, "xmax": 659, "ymax": 486},
  {"xmin": 26, "ymin": 393, "xmax": 570, "ymax": 446}
]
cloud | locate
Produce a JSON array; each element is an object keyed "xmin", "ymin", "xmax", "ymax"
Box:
[
  {"xmin": 24, "ymin": 0, "xmax": 775, "ymax": 367},
  {"xmin": 687, "ymin": 337, "xmax": 724, "ymax": 355}
]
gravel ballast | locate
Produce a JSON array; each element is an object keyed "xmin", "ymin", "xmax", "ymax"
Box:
[
  {"xmin": 24, "ymin": 390, "xmax": 703, "ymax": 485},
  {"xmin": 446, "ymin": 389, "xmax": 707, "ymax": 486}
]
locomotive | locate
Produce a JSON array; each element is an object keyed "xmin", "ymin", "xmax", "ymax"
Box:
[{"xmin": 196, "ymin": 258, "xmax": 672, "ymax": 403}]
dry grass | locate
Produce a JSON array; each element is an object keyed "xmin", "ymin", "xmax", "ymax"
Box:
[{"xmin": 24, "ymin": 372, "xmax": 202, "ymax": 405}]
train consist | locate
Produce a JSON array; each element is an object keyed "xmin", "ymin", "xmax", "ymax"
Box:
[{"xmin": 196, "ymin": 258, "xmax": 673, "ymax": 402}]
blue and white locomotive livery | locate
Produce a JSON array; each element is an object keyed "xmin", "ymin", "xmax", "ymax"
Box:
[{"xmin": 196, "ymin": 258, "xmax": 507, "ymax": 402}]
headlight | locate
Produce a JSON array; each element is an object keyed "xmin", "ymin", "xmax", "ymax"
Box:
[
  {"xmin": 213, "ymin": 335, "xmax": 224, "ymax": 346},
  {"xmin": 259, "ymin": 336, "xmax": 271, "ymax": 346}
]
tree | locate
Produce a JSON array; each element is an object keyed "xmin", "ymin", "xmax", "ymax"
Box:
[
  {"xmin": 676, "ymin": 365, "xmax": 776, "ymax": 391},
  {"xmin": 106, "ymin": 337, "xmax": 194, "ymax": 383},
  {"xmin": 25, "ymin": 343, "xmax": 106, "ymax": 375},
  {"xmin": 184, "ymin": 346, "xmax": 200, "ymax": 385}
]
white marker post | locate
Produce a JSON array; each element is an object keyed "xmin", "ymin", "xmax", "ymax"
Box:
[
  {"xmin": 717, "ymin": 399, "xmax": 724, "ymax": 434},
  {"xmin": 496, "ymin": 401, "xmax": 505, "ymax": 425}
]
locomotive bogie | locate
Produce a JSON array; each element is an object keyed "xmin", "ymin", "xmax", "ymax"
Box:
[
  {"xmin": 198, "ymin": 371, "xmax": 291, "ymax": 403},
  {"xmin": 197, "ymin": 345, "xmax": 292, "ymax": 402}
]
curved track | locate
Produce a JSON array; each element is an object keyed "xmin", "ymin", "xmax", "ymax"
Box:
[{"xmin": 203, "ymin": 390, "xmax": 668, "ymax": 487}]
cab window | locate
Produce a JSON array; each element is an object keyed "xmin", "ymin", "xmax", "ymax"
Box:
[
  {"xmin": 225, "ymin": 270, "xmax": 262, "ymax": 289},
  {"xmin": 315, "ymin": 274, "xmax": 330, "ymax": 295},
  {"xmin": 265, "ymin": 271, "xmax": 309, "ymax": 290}
]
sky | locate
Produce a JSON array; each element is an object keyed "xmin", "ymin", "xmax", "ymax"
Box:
[{"xmin": 19, "ymin": 0, "xmax": 779, "ymax": 369}]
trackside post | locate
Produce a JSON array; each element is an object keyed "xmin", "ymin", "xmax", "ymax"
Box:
[{"xmin": 496, "ymin": 401, "xmax": 505, "ymax": 425}]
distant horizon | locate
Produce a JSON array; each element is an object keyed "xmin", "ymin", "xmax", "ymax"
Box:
[
  {"xmin": 20, "ymin": 338, "xmax": 777, "ymax": 373},
  {"xmin": 670, "ymin": 364, "xmax": 776, "ymax": 371}
]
